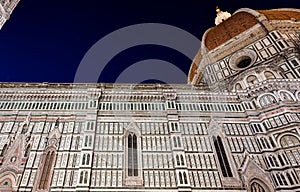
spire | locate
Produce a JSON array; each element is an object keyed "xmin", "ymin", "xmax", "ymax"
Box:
[{"xmin": 214, "ymin": 6, "xmax": 231, "ymax": 25}]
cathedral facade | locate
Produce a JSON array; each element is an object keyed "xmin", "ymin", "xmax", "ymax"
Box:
[{"xmin": 0, "ymin": 7, "xmax": 300, "ymax": 192}]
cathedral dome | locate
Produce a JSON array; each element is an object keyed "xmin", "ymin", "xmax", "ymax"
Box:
[
  {"xmin": 188, "ymin": 8, "xmax": 300, "ymax": 85},
  {"xmin": 204, "ymin": 11, "xmax": 258, "ymax": 51}
]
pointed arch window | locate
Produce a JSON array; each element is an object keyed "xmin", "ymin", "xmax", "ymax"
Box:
[
  {"xmin": 213, "ymin": 136, "xmax": 233, "ymax": 177},
  {"xmin": 128, "ymin": 133, "xmax": 138, "ymax": 176},
  {"xmin": 179, "ymin": 172, "xmax": 183, "ymax": 184},
  {"xmin": 39, "ymin": 151, "xmax": 56, "ymax": 190},
  {"xmin": 176, "ymin": 155, "xmax": 180, "ymax": 165},
  {"xmin": 183, "ymin": 172, "xmax": 188, "ymax": 184},
  {"xmin": 124, "ymin": 126, "xmax": 143, "ymax": 186},
  {"xmin": 177, "ymin": 171, "xmax": 188, "ymax": 185},
  {"xmin": 180, "ymin": 154, "xmax": 184, "ymax": 165},
  {"xmin": 81, "ymin": 153, "xmax": 90, "ymax": 165},
  {"xmin": 250, "ymin": 181, "xmax": 266, "ymax": 192},
  {"xmin": 175, "ymin": 154, "xmax": 185, "ymax": 166},
  {"xmin": 172, "ymin": 136, "xmax": 181, "ymax": 148},
  {"xmin": 79, "ymin": 170, "xmax": 89, "ymax": 184},
  {"xmin": 86, "ymin": 154, "xmax": 90, "ymax": 165},
  {"xmin": 84, "ymin": 135, "xmax": 93, "ymax": 147}
]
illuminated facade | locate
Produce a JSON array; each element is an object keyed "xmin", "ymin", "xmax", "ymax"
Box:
[{"xmin": 0, "ymin": 7, "xmax": 299, "ymax": 192}]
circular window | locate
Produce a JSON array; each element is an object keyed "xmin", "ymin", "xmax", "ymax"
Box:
[
  {"xmin": 10, "ymin": 156, "xmax": 16, "ymax": 163},
  {"xmin": 229, "ymin": 49, "xmax": 257, "ymax": 71},
  {"xmin": 237, "ymin": 57, "xmax": 252, "ymax": 68}
]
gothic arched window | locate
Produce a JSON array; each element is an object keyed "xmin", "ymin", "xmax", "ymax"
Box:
[
  {"xmin": 81, "ymin": 153, "xmax": 90, "ymax": 165},
  {"xmin": 250, "ymin": 181, "xmax": 266, "ymax": 192},
  {"xmin": 82, "ymin": 154, "xmax": 86, "ymax": 165},
  {"xmin": 179, "ymin": 172, "xmax": 183, "ymax": 184},
  {"xmin": 79, "ymin": 171, "xmax": 89, "ymax": 184},
  {"xmin": 172, "ymin": 136, "xmax": 181, "ymax": 148},
  {"xmin": 86, "ymin": 154, "xmax": 90, "ymax": 165},
  {"xmin": 177, "ymin": 171, "xmax": 188, "ymax": 185},
  {"xmin": 180, "ymin": 154, "xmax": 185, "ymax": 166},
  {"xmin": 79, "ymin": 171, "xmax": 84, "ymax": 183},
  {"xmin": 176, "ymin": 155, "xmax": 180, "ymax": 165},
  {"xmin": 175, "ymin": 154, "xmax": 185, "ymax": 166},
  {"xmin": 183, "ymin": 172, "xmax": 188, "ymax": 184},
  {"xmin": 213, "ymin": 136, "xmax": 233, "ymax": 177},
  {"xmin": 39, "ymin": 151, "xmax": 55, "ymax": 190},
  {"xmin": 84, "ymin": 171, "xmax": 88, "ymax": 184},
  {"xmin": 128, "ymin": 133, "xmax": 138, "ymax": 176}
]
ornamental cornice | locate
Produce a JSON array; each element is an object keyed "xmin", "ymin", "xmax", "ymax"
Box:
[{"xmin": 237, "ymin": 79, "xmax": 300, "ymax": 99}]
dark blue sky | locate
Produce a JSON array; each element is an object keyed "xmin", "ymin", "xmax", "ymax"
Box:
[{"xmin": 0, "ymin": 0, "xmax": 299, "ymax": 83}]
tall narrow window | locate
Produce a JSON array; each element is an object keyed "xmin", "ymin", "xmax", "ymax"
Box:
[
  {"xmin": 183, "ymin": 172, "xmax": 188, "ymax": 184},
  {"xmin": 79, "ymin": 171, "xmax": 84, "ymax": 183},
  {"xmin": 176, "ymin": 155, "xmax": 180, "ymax": 165},
  {"xmin": 179, "ymin": 172, "xmax": 183, "ymax": 184},
  {"xmin": 128, "ymin": 133, "xmax": 138, "ymax": 176},
  {"xmin": 278, "ymin": 154, "xmax": 285, "ymax": 166},
  {"xmin": 1, "ymin": 144, "xmax": 8, "ymax": 156},
  {"xmin": 213, "ymin": 136, "xmax": 233, "ymax": 177},
  {"xmin": 24, "ymin": 144, "xmax": 31, "ymax": 157},
  {"xmin": 177, "ymin": 171, "xmax": 188, "ymax": 185},
  {"xmin": 177, "ymin": 137, "xmax": 181, "ymax": 148},
  {"xmin": 287, "ymin": 172, "xmax": 294, "ymax": 185},
  {"xmin": 39, "ymin": 151, "xmax": 55, "ymax": 189},
  {"xmin": 82, "ymin": 154, "xmax": 86, "ymax": 165},
  {"xmin": 180, "ymin": 154, "xmax": 185, "ymax": 166},
  {"xmin": 86, "ymin": 154, "xmax": 90, "ymax": 165},
  {"xmin": 173, "ymin": 137, "xmax": 178, "ymax": 148},
  {"xmin": 281, "ymin": 173, "xmax": 288, "ymax": 185},
  {"xmin": 84, "ymin": 171, "xmax": 88, "ymax": 184}
]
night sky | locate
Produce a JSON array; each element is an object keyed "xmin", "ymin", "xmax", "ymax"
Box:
[{"xmin": 0, "ymin": 0, "xmax": 299, "ymax": 84}]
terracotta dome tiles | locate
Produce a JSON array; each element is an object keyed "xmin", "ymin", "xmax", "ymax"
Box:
[
  {"xmin": 257, "ymin": 10, "xmax": 300, "ymax": 20},
  {"xmin": 205, "ymin": 12, "xmax": 258, "ymax": 51}
]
